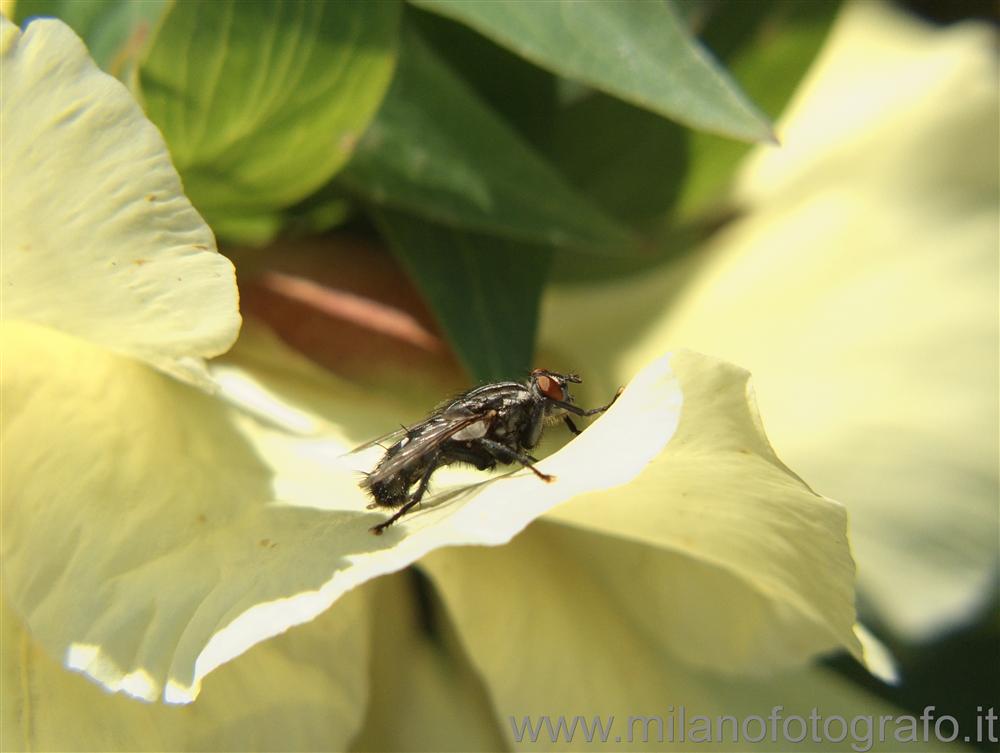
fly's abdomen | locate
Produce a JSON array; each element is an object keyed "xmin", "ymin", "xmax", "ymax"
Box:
[
  {"xmin": 366, "ymin": 476, "xmax": 409, "ymax": 508},
  {"xmin": 362, "ymin": 447, "xmax": 423, "ymax": 509}
]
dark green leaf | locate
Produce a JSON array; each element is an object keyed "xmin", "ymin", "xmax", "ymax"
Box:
[
  {"xmin": 410, "ymin": 5, "xmax": 557, "ymax": 148},
  {"xmin": 551, "ymin": 93, "xmax": 688, "ymax": 230},
  {"xmin": 373, "ymin": 210, "xmax": 550, "ymax": 383},
  {"xmin": 676, "ymin": 0, "xmax": 841, "ymax": 218},
  {"xmin": 339, "ymin": 25, "xmax": 636, "ymax": 255},
  {"xmin": 411, "ymin": 0, "xmax": 773, "ymax": 143},
  {"xmin": 138, "ymin": 0, "xmax": 401, "ymax": 244},
  {"xmin": 15, "ymin": 0, "xmax": 167, "ymax": 78},
  {"xmin": 549, "ymin": 1, "xmax": 840, "ymax": 284}
]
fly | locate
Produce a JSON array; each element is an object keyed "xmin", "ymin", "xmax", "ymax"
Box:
[{"xmin": 353, "ymin": 369, "xmax": 621, "ymax": 534}]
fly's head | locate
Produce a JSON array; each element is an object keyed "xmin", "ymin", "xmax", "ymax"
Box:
[{"xmin": 529, "ymin": 368, "xmax": 580, "ymax": 414}]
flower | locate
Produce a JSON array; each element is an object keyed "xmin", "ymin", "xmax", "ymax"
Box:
[{"xmin": 4, "ymin": 6, "xmax": 966, "ymax": 752}]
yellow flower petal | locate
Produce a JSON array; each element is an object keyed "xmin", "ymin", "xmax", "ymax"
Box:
[
  {"xmin": 416, "ymin": 351, "xmax": 865, "ymax": 683},
  {"xmin": 542, "ymin": 350, "xmax": 862, "ymax": 674},
  {"xmin": 0, "ymin": 314, "xmax": 860, "ymax": 707},
  {"xmin": 421, "ymin": 522, "xmax": 720, "ymax": 751},
  {"xmin": 211, "ymin": 320, "xmax": 683, "ymax": 542},
  {"xmin": 2, "ymin": 322, "xmax": 362, "ymax": 703},
  {"xmin": 422, "ymin": 524, "xmax": 937, "ymax": 751},
  {"xmin": 0, "ymin": 318, "xmax": 661, "ymax": 704},
  {"xmin": 1, "ymin": 592, "xmax": 370, "ymax": 751},
  {"xmin": 0, "ymin": 17, "xmax": 239, "ymax": 387},
  {"xmin": 217, "ymin": 325, "xmax": 863, "ymax": 685},
  {"xmin": 695, "ymin": 664, "xmax": 963, "ymax": 752},
  {"xmin": 654, "ymin": 1, "xmax": 999, "ymax": 641},
  {"xmin": 540, "ymin": 0, "xmax": 998, "ymax": 641},
  {"xmin": 351, "ymin": 573, "xmax": 507, "ymax": 752}
]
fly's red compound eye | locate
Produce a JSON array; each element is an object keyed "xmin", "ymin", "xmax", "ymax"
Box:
[{"xmin": 535, "ymin": 374, "xmax": 564, "ymax": 401}]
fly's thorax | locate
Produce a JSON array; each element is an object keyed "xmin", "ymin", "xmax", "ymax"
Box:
[{"xmin": 495, "ymin": 396, "xmax": 532, "ymax": 437}]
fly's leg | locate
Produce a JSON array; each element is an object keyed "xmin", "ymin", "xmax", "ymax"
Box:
[
  {"xmin": 563, "ymin": 416, "xmax": 581, "ymax": 435},
  {"xmin": 551, "ymin": 386, "xmax": 623, "ymax": 418},
  {"xmin": 451, "ymin": 442, "xmax": 541, "ymax": 467},
  {"xmin": 478, "ymin": 439, "xmax": 555, "ymax": 483},
  {"xmin": 371, "ymin": 452, "xmax": 441, "ymax": 535},
  {"xmin": 371, "ymin": 502, "xmax": 418, "ymax": 535}
]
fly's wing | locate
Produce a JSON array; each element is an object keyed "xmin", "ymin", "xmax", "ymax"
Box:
[
  {"xmin": 343, "ymin": 426, "xmax": 410, "ymax": 456},
  {"xmin": 348, "ymin": 380, "xmax": 520, "ymax": 456},
  {"xmin": 361, "ymin": 410, "xmax": 491, "ymax": 487},
  {"xmin": 343, "ymin": 409, "xmax": 452, "ymax": 456}
]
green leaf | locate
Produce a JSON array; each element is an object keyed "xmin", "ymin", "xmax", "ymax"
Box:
[
  {"xmin": 14, "ymin": 0, "xmax": 167, "ymax": 78},
  {"xmin": 412, "ymin": 0, "xmax": 773, "ymax": 143},
  {"xmin": 373, "ymin": 209, "xmax": 550, "ymax": 382},
  {"xmin": 138, "ymin": 0, "xmax": 400, "ymax": 244},
  {"xmin": 409, "ymin": 4, "xmax": 557, "ymax": 147},
  {"xmin": 541, "ymin": 93, "xmax": 696, "ymax": 285},
  {"xmin": 675, "ymin": 0, "xmax": 840, "ymax": 218},
  {"xmin": 551, "ymin": 93, "xmax": 688, "ymax": 230},
  {"xmin": 548, "ymin": 1, "xmax": 840, "ymax": 284},
  {"xmin": 339, "ymin": 26, "xmax": 635, "ymax": 254},
  {"xmin": 281, "ymin": 189, "xmax": 354, "ymax": 238}
]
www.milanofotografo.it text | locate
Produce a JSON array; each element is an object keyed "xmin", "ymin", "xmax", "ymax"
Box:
[{"xmin": 508, "ymin": 706, "xmax": 998, "ymax": 750}]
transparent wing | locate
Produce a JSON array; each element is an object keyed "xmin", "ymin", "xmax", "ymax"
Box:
[
  {"xmin": 343, "ymin": 425, "xmax": 411, "ymax": 456},
  {"xmin": 362, "ymin": 411, "xmax": 490, "ymax": 487},
  {"xmin": 347, "ymin": 381, "xmax": 509, "ymax": 458}
]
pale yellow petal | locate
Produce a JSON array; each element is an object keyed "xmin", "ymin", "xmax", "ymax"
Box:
[
  {"xmin": 695, "ymin": 664, "xmax": 965, "ymax": 752},
  {"xmin": 2, "ymin": 322, "xmax": 365, "ymax": 703},
  {"xmin": 215, "ymin": 326, "xmax": 862, "ymax": 687},
  {"xmin": 0, "ymin": 318, "xmax": 670, "ymax": 705},
  {"xmin": 421, "ymin": 522, "xmax": 718, "ymax": 752},
  {"xmin": 0, "ymin": 17, "xmax": 239, "ymax": 387},
  {"xmin": 351, "ymin": 573, "xmax": 508, "ymax": 752},
  {"xmin": 656, "ymin": 1, "xmax": 999, "ymax": 640},
  {"xmin": 540, "ymin": 1, "xmax": 998, "ymax": 641},
  {"xmin": 211, "ymin": 319, "xmax": 683, "ymax": 549},
  {"xmin": 1, "ymin": 591, "xmax": 370, "ymax": 752},
  {"xmin": 422, "ymin": 523, "xmax": 949, "ymax": 752},
  {"xmin": 0, "ymin": 313, "xmax": 862, "ymax": 707},
  {"xmin": 540, "ymin": 350, "xmax": 862, "ymax": 674}
]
